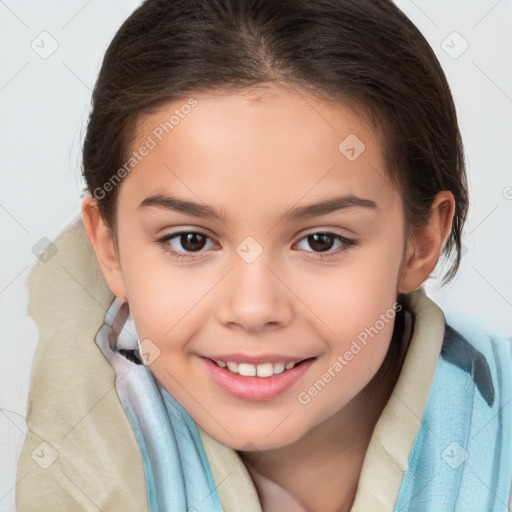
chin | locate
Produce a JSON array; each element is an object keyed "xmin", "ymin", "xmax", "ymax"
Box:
[{"xmin": 202, "ymin": 417, "xmax": 309, "ymax": 453}]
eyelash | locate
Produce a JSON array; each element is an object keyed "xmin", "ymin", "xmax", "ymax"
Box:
[{"xmin": 154, "ymin": 230, "xmax": 358, "ymax": 262}]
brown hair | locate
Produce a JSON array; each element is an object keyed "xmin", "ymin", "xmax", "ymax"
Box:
[{"xmin": 82, "ymin": 0, "xmax": 468, "ymax": 285}]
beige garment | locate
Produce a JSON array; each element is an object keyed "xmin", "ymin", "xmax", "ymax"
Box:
[{"xmin": 16, "ymin": 215, "xmax": 446, "ymax": 512}]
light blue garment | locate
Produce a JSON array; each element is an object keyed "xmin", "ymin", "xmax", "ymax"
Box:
[
  {"xmin": 395, "ymin": 314, "xmax": 512, "ymax": 512},
  {"xmin": 96, "ymin": 297, "xmax": 512, "ymax": 512},
  {"xmin": 95, "ymin": 298, "xmax": 224, "ymax": 512}
]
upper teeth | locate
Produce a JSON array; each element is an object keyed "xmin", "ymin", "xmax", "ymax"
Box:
[{"xmin": 216, "ymin": 360, "xmax": 298, "ymax": 377}]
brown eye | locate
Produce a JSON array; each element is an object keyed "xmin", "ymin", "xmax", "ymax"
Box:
[
  {"xmin": 295, "ymin": 231, "xmax": 356, "ymax": 258},
  {"xmin": 180, "ymin": 232, "xmax": 208, "ymax": 252},
  {"xmin": 156, "ymin": 230, "xmax": 216, "ymax": 261},
  {"xmin": 306, "ymin": 233, "xmax": 335, "ymax": 252}
]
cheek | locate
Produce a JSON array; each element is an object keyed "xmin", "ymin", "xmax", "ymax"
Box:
[
  {"xmin": 118, "ymin": 235, "xmax": 207, "ymax": 339},
  {"xmin": 297, "ymin": 314, "xmax": 397, "ymax": 429},
  {"xmin": 289, "ymin": 239, "xmax": 403, "ymax": 334},
  {"xmin": 287, "ymin": 239, "xmax": 402, "ymax": 392},
  {"xmin": 127, "ymin": 283, "xmax": 204, "ymax": 349}
]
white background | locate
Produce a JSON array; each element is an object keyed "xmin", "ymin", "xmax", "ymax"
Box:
[{"xmin": 1, "ymin": 1, "xmax": 511, "ymax": 510}]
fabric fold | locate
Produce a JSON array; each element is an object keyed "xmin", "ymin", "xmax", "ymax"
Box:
[{"xmin": 94, "ymin": 298, "xmax": 224, "ymax": 512}]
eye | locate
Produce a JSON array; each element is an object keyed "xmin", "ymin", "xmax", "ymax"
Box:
[
  {"xmin": 155, "ymin": 229, "xmax": 357, "ymax": 262},
  {"xmin": 295, "ymin": 232, "xmax": 357, "ymax": 258},
  {"xmin": 155, "ymin": 230, "xmax": 217, "ymax": 261}
]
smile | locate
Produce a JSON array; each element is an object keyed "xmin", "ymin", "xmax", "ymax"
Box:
[
  {"xmin": 201, "ymin": 356, "xmax": 316, "ymax": 401},
  {"xmin": 214, "ymin": 360, "xmax": 299, "ymax": 377}
]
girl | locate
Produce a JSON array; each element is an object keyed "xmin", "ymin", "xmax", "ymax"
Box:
[{"xmin": 16, "ymin": 0, "xmax": 512, "ymax": 511}]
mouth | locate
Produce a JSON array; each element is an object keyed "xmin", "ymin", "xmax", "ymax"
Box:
[
  {"xmin": 209, "ymin": 358, "xmax": 307, "ymax": 377},
  {"xmin": 201, "ymin": 356, "xmax": 316, "ymax": 401}
]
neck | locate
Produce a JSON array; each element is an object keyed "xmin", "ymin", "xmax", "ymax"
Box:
[{"xmin": 239, "ymin": 303, "xmax": 412, "ymax": 512}]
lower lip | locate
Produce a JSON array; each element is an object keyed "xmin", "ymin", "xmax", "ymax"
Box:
[{"xmin": 201, "ymin": 357, "xmax": 315, "ymax": 402}]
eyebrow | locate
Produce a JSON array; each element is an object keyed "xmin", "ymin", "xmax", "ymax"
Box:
[{"xmin": 138, "ymin": 193, "xmax": 378, "ymax": 223}]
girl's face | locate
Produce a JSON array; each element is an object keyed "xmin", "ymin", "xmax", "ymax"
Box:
[{"xmin": 96, "ymin": 83, "xmax": 416, "ymax": 450}]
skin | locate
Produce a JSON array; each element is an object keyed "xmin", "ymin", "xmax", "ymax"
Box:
[{"xmin": 82, "ymin": 82, "xmax": 455, "ymax": 511}]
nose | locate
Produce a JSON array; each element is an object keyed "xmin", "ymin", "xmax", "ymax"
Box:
[{"xmin": 215, "ymin": 254, "xmax": 294, "ymax": 333}]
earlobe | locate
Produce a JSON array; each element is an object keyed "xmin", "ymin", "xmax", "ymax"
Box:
[
  {"xmin": 81, "ymin": 196, "xmax": 127, "ymax": 299},
  {"xmin": 398, "ymin": 191, "xmax": 455, "ymax": 294}
]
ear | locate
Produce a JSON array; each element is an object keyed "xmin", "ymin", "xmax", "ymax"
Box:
[
  {"xmin": 81, "ymin": 195, "xmax": 127, "ymax": 299},
  {"xmin": 398, "ymin": 190, "xmax": 456, "ymax": 293}
]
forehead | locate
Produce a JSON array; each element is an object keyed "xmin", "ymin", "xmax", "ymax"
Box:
[{"xmin": 120, "ymin": 83, "xmax": 398, "ymax": 218}]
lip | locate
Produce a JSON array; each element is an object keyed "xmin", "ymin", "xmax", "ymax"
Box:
[{"xmin": 201, "ymin": 356, "xmax": 315, "ymax": 402}]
